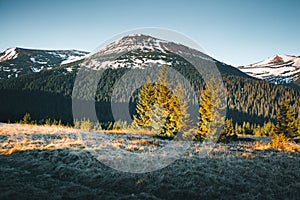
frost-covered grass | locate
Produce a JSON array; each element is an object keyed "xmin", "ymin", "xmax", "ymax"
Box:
[
  {"xmin": 0, "ymin": 123, "xmax": 81, "ymax": 154},
  {"xmin": 0, "ymin": 123, "xmax": 300, "ymax": 199},
  {"xmin": 0, "ymin": 123, "xmax": 161, "ymax": 154}
]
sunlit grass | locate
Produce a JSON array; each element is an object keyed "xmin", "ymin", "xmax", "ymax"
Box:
[
  {"xmin": 254, "ymin": 140, "xmax": 300, "ymax": 152},
  {"xmin": 0, "ymin": 123, "xmax": 159, "ymax": 155},
  {"xmin": 1, "ymin": 123, "xmax": 300, "ymax": 156},
  {"xmin": 0, "ymin": 123, "xmax": 81, "ymax": 154}
]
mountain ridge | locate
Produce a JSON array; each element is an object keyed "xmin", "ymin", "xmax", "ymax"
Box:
[
  {"xmin": 238, "ymin": 54, "xmax": 300, "ymax": 85},
  {"xmin": 2, "ymin": 34, "xmax": 299, "ymax": 126},
  {"xmin": 0, "ymin": 47, "xmax": 89, "ymax": 79}
]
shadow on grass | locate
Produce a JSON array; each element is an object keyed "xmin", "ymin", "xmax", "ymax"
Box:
[{"xmin": 0, "ymin": 145, "xmax": 299, "ymax": 200}]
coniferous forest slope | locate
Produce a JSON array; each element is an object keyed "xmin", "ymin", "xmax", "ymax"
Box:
[{"xmin": 0, "ymin": 55, "xmax": 300, "ymax": 126}]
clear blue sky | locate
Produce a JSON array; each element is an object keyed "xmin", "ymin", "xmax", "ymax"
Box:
[{"xmin": 0, "ymin": 0, "xmax": 299, "ymax": 66}]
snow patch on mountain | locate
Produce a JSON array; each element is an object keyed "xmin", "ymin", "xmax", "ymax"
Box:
[
  {"xmin": 66, "ymin": 67, "xmax": 73, "ymax": 72},
  {"xmin": 239, "ymin": 54, "xmax": 300, "ymax": 84},
  {"xmin": 248, "ymin": 55, "xmax": 296, "ymax": 67},
  {"xmin": 30, "ymin": 57, "xmax": 48, "ymax": 64},
  {"xmin": 0, "ymin": 48, "xmax": 89, "ymax": 79},
  {"xmin": 61, "ymin": 55, "xmax": 87, "ymax": 65},
  {"xmin": 94, "ymin": 35, "xmax": 168, "ymax": 56},
  {"xmin": 83, "ymin": 34, "xmax": 214, "ymax": 71},
  {"xmin": 0, "ymin": 48, "xmax": 18, "ymax": 62}
]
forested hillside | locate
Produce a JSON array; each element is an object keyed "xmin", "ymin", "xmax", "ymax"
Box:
[{"xmin": 0, "ymin": 51, "xmax": 299, "ymax": 126}]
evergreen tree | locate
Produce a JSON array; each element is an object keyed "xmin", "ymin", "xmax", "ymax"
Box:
[
  {"xmin": 150, "ymin": 101, "xmax": 170, "ymax": 137},
  {"xmin": 21, "ymin": 113, "xmax": 32, "ymax": 124},
  {"xmin": 197, "ymin": 77, "xmax": 226, "ymax": 141},
  {"xmin": 162, "ymin": 93, "xmax": 180, "ymax": 137},
  {"xmin": 275, "ymin": 99, "xmax": 297, "ymax": 138},
  {"xmin": 219, "ymin": 118, "xmax": 236, "ymax": 142},
  {"xmin": 151, "ymin": 65, "xmax": 175, "ymax": 138},
  {"xmin": 132, "ymin": 78, "xmax": 154, "ymax": 129},
  {"xmin": 235, "ymin": 123, "xmax": 245, "ymax": 135},
  {"xmin": 132, "ymin": 64, "xmax": 191, "ymax": 138},
  {"xmin": 261, "ymin": 121, "xmax": 275, "ymax": 136},
  {"xmin": 294, "ymin": 109, "xmax": 300, "ymax": 138},
  {"xmin": 197, "ymin": 84, "xmax": 212, "ymax": 141},
  {"xmin": 174, "ymin": 81, "xmax": 191, "ymax": 134},
  {"xmin": 242, "ymin": 121, "xmax": 252, "ymax": 134}
]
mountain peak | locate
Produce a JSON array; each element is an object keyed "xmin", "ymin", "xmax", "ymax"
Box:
[
  {"xmin": 238, "ymin": 53, "xmax": 300, "ymax": 84},
  {"xmin": 93, "ymin": 34, "xmax": 169, "ymax": 57},
  {"xmin": 84, "ymin": 34, "xmax": 216, "ymax": 70},
  {"xmin": 123, "ymin": 33, "xmax": 160, "ymax": 39},
  {"xmin": 273, "ymin": 55, "xmax": 283, "ymax": 61}
]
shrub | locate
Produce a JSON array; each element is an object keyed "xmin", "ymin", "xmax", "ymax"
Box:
[
  {"xmin": 113, "ymin": 121, "xmax": 128, "ymax": 130},
  {"xmin": 74, "ymin": 119, "xmax": 81, "ymax": 129},
  {"xmin": 93, "ymin": 122, "xmax": 102, "ymax": 131},
  {"xmin": 218, "ymin": 119, "xmax": 237, "ymax": 142},
  {"xmin": 52, "ymin": 119, "xmax": 59, "ymax": 126},
  {"xmin": 45, "ymin": 118, "xmax": 51, "ymax": 126},
  {"xmin": 106, "ymin": 122, "xmax": 113, "ymax": 130},
  {"xmin": 271, "ymin": 133, "xmax": 290, "ymax": 149},
  {"xmin": 20, "ymin": 113, "xmax": 32, "ymax": 124},
  {"xmin": 80, "ymin": 119, "xmax": 92, "ymax": 131}
]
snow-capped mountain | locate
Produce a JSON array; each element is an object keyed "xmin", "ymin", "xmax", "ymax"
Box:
[
  {"xmin": 1, "ymin": 34, "xmax": 294, "ymax": 126},
  {"xmin": 0, "ymin": 35, "xmax": 247, "ymax": 80},
  {"xmin": 83, "ymin": 34, "xmax": 215, "ymax": 70},
  {"xmin": 238, "ymin": 54, "xmax": 300, "ymax": 84},
  {"xmin": 0, "ymin": 47, "xmax": 89, "ymax": 79}
]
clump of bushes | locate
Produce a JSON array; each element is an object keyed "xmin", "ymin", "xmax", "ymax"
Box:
[
  {"xmin": 112, "ymin": 120, "xmax": 129, "ymax": 130},
  {"xmin": 18, "ymin": 113, "xmax": 64, "ymax": 127},
  {"xmin": 270, "ymin": 133, "xmax": 291, "ymax": 150},
  {"xmin": 74, "ymin": 119, "xmax": 94, "ymax": 131},
  {"xmin": 19, "ymin": 113, "xmax": 33, "ymax": 124},
  {"xmin": 73, "ymin": 119, "xmax": 131, "ymax": 131},
  {"xmin": 17, "ymin": 113, "xmax": 131, "ymax": 132},
  {"xmin": 45, "ymin": 118, "xmax": 63, "ymax": 126}
]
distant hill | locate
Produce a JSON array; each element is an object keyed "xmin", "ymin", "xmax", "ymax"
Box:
[{"xmin": 0, "ymin": 47, "xmax": 89, "ymax": 79}]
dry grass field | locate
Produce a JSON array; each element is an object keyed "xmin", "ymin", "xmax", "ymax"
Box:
[{"xmin": 0, "ymin": 123, "xmax": 300, "ymax": 199}]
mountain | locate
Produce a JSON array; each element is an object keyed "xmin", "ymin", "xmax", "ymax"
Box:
[
  {"xmin": 86, "ymin": 34, "xmax": 212, "ymax": 69},
  {"xmin": 0, "ymin": 47, "xmax": 89, "ymax": 79},
  {"xmin": 0, "ymin": 35, "xmax": 247, "ymax": 80},
  {"xmin": 238, "ymin": 54, "xmax": 300, "ymax": 85},
  {"xmin": 83, "ymin": 34, "xmax": 244, "ymax": 75},
  {"xmin": 0, "ymin": 34, "xmax": 299, "ymax": 126}
]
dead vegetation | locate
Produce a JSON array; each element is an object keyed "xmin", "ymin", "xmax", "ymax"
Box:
[
  {"xmin": 0, "ymin": 123, "xmax": 300, "ymax": 199},
  {"xmin": 0, "ymin": 123, "xmax": 161, "ymax": 155},
  {"xmin": 254, "ymin": 140, "xmax": 300, "ymax": 152}
]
